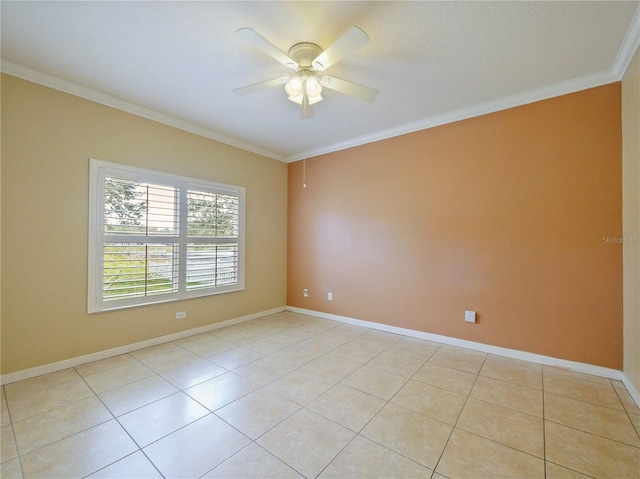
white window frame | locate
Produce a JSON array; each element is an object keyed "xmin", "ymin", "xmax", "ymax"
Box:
[{"xmin": 88, "ymin": 159, "xmax": 245, "ymax": 313}]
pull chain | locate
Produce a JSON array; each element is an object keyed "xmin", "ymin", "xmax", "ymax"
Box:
[{"xmin": 302, "ymin": 158, "xmax": 307, "ymax": 188}]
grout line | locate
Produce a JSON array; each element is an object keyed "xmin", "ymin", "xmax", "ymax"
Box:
[
  {"xmin": 543, "ymin": 417, "xmax": 640, "ymax": 449},
  {"xmin": 430, "ymin": 353, "xmax": 487, "ymax": 476}
]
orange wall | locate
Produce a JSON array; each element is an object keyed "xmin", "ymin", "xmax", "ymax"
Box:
[{"xmin": 288, "ymin": 83, "xmax": 623, "ymax": 369}]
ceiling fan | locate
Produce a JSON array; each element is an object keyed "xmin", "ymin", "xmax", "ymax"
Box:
[{"xmin": 233, "ymin": 26, "xmax": 379, "ymax": 119}]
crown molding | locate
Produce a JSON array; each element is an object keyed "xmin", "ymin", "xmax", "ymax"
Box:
[
  {"xmin": 0, "ymin": 59, "xmax": 287, "ymax": 163},
  {"xmin": 613, "ymin": 3, "xmax": 640, "ymax": 79},
  {"xmin": 1, "ymin": 46, "xmax": 629, "ymax": 166},
  {"xmin": 286, "ymin": 68, "xmax": 619, "ymax": 163}
]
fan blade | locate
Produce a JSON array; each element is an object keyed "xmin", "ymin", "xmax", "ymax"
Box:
[
  {"xmin": 300, "ymin": 96, "xmax": 314, "ymax": 119},
  {"xmin": 233, "ymin": 76, "xmax": 291, "ymax": 96},
  {"xmin": 236, "ymin": 28, "xmax": 298, "ymax": 70},
  {"xmin": 320, "ymin": 76, "xmax": 379, "ymax": 102},
  {"xmin": 311, "ymin": 26, "xmax": 370, "ymax": 71}
]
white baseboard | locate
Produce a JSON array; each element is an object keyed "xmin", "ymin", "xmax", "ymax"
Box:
[
  {"xmin": 621, "ymin": 373, "xmax": 640, "ymax": 409},
  {"xmin": 287, "ymin": 306, "xmax": 630, "ymax": 384},
  {"xmin": 4, "ymin": 304, "xmax": 639, "ymax": 411},
  {"xmin": 0, "ymin": 306, "xmax": 285, "ymax": 386}
]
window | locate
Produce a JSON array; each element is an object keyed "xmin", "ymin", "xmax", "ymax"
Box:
[{"xmin": 88, "ymin": 159, "xmax": 245, "ymax": 313}]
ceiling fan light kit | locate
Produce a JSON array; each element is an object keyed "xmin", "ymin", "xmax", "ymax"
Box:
[{"xmin": 234, "ymin": 26, "xmax": 379, "ymax": 119}]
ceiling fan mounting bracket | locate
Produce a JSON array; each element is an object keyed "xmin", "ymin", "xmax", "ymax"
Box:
[{"xmin": 287, "ymin": 42, "xmax": 323, "ymax": 69}]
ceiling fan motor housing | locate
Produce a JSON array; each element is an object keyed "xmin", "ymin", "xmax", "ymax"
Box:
[{"xmin": 288, "ymin": 42, "xmax": 323, "ymax": 70}]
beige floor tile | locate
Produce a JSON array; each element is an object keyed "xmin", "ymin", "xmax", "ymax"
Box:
[
  {"xmin": 471, "ymin": 376, "xmax": 543, "ymax": 417},
  {"xmin": 391, "ymin": 379, "xmax": 466, "ymax": 424},
  {"xmin": 307, "ymin": 383, "xmax": 386, "ymax": 432},
  {"xmin": 1, "ymin": 388, "xmax": 10, "ymax": 427},
  {"xmin": 12, "ymin": 396, "xmax": 112, "ymax": 454},
  {"xmin": 173, "ymin": 334, "xmax": 236, "ymax": 357},
  {"xmin": 212, "ymin": 323, "xmax": 254, "ymax": 337},
  {"xmin": 456, "ymin": 398, "xmax": 544, "ymax": 457},
  {"xmin": 630, "ymin": 414, "xmax": 640, "ymax": 435},
  {"xmin": 360, "ymin": 329, "xmax": 402, "ymax": 346},
  {"xmin": 480, "ymin": 358, "xmax": 542, "ymax": 389},
  {"xmin": 413, "ymin": 362, "xmax": 477, "ymax": 395},
  {"xmin": 247, "ymin": 322, "xmax": 290, "ymax": 337},
  {"xmin": 310, "ymin": 334, "xmax": 353, "ymax": 351},
  {"xmin": 0, "ymin": 458, "xmax": 23, "ymax": 479},
  {"xmin": 361, "ymin": 402, "xmax": 452, "ymax": 469},
  {"xmin": 368, "ymin": 350, "xmax": 425, "ymax": 377},
  {"xmin": 215, "ymin": 388, "xmax": 300, "ymax": 439},
  {"xmin": 20, "ymin": 420, "xmax": 137, "ymax": 479},
  {"xmin": 203, "ymin": 443, "xmax": 303, "ymax": 478},
  {"xmin": 119, "ymin": 392, "xmax": 209, "ymax": 446},
  {"xmin": 160, "ymin": 358, "xmax": 226, "ymax": 389},
  {"xmin": 272, "ymin": 327, "xmax": 319, "ymax": 345},
  {"xmin": 316, "ymin": 324, "xmax": 368, "ymax": 344},
  {"xmin": 302, "ymin": 335, "xmax": 346, "ymax": 354},
  {"xmin": 132, "ymin": 343, "xmax": 208, "ymax": 373},
  {"xmin": 270, "ymin": 343, "xmax": 329, "ymax": 367},
  {"xmin": 543, "ymin": 366, "xmax": 612, "ymax": 386},
  {"xmin": 544, "ymin": 373, "xmax": 623, "ymax": 410},
  {"xmin": 342, "ymin": 364, "xmax": 407, "ymax": 400},
  {"xmin": 75, "ymin": 354, "xmax": 140, "ymax": 377},
  {"xmin": 87, "ymin": 451, "xmax": 162, "ymax": 478},
  {"xmin": 257, "ymin": 409, "xmax": 354, "ymax": 479},
  {"xmin": 302, "ymin": 353, "xmax": 361, "ymax": 381},
  {"xmin": 5, "ymin": 375, "xmax": 95, "ymax": 422},
  {"xmin": 218, "ymin": 328, "xmax": 267, "ymax": 344},
  {"xmin": 143, "ymin": 414, "xmax": 250, "ymax": 478},
  {"xmin": 428, "ymin": 348, "xmax": 486, "ymax": 374},
  {"xmin": 1, "ymin": 424, "xmax": 18, "ymax": 463},
  {"xmin": 271, "ymin": 315, "xmax": 306, "ymax": 327},
  {"xmin": 207, "ymin": 346, "xmax": 264, "ymax": 369},
  {"xmin": 436, "ymin": 429, "xmax": 544, "ymax": 479},
  {"xmin": 319, "ymin": 435, "xmax": 433, "ymax": 479},
  {"xmin": 332, "ymin": 341, "xmax": 387, "ymax": 364},
  {"xmin": 184, "ymin": 372, "xmax": 258, "ymax": 411},
  {"xmin": 244, "ymin": 336, "xmax": 292, "ymax": 355},
  {"xmin": 431, "ymin": 473, "xmax": 448, "ymax": 479},
  {"xmin": 545, "ymin": 461, "xmax": 592, "ymax": 479},
  {"xmin": 99, "ymin": 375, "xmax": 178, "ymax": 417},
  {"xmin": 616, "ymin": 387, "xmax": 640, "ymax": 415},
  {"xmin": 296, "ymin": 317, "xmax": 340, "ymax": 333},
  {"xmin": 233, "ymin": 356, "xmax": 298, "ymax": 385},
  {"xmin": 4, "ymin": 369, "xmax": 81, "ymax": 398},
  {"xmin": 487, "ymin": 354, "xmax": 542, "ymax": 371},
  {"xmin": 385, "ymin": 337, "xmax": 440, "ymax": 361},
  {"xmin": 545, "ymin": 392, "xmax": 640, "ymax": 446},
  {"xmin": 440, "ymin": 344, "xmax": 487, "ymax": 357},
  {"xmin": 81, "ymin": 360, "xmax": 156, "ymax": 394},
  {"xmin": 545, "ymin": 421, "xmax": 640, "ymax": 479},
  {"xmin": 266, "ymin": 369, "xmax": 335, "ymax": 405}
]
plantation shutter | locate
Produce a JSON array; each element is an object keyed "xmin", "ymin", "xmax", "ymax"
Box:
[{"xmin": 89, "ymin": 159, "xmax": 245, "ymax": 313}]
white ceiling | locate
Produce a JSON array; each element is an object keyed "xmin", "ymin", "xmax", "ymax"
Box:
[{"xmin": 2, "ymin": 1, "xmax": 639, "ymax": 162}]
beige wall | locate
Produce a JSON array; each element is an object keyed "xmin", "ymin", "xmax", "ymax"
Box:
[
  {"xmin": 288, "ymin": 83, "xmax": 623, "ymax": 369},
  {"xmin": 623, "ymin": 47, "xmax": 640, "ymax": 393},
  {"xmin": 1, "ymin": 74, "xmax": 288, "ymax": 374}
]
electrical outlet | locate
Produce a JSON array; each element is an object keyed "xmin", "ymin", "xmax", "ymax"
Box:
[
  {"xmin": 328, "ymin": 292, "xmax": 333, "ymax": 301},
  {"xmin": 303, "ymin": 289, "xmax": 309, "ymax": 298},
  {"xmin": 464, "ymin": 310, "xmax": 476, "ymax": 323},
  {"xmin": 176, "ymin": 311, "xmax": 187, "ymax": 319}
]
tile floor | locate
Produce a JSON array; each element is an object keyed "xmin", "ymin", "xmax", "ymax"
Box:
[{"xmin": 1, "ymin": 311, "xmax": 639, "ymax": 478}]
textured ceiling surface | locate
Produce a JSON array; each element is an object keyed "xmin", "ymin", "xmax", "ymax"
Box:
[{"xmin": 1, "ymin": 1, "xmax": 639, "ymax": 161}]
